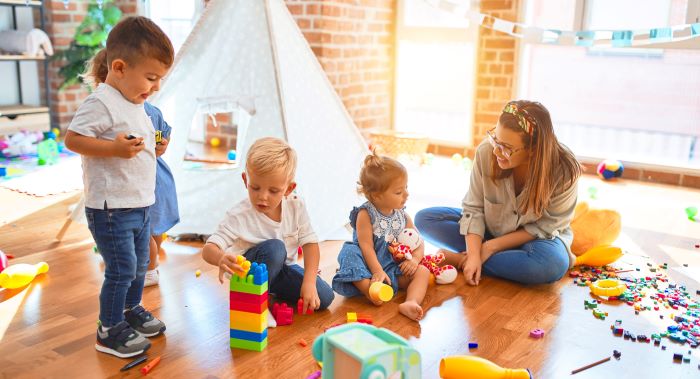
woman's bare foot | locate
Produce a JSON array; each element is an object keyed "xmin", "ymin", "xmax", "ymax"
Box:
[{"xmin": 399, "ymin": 300, "xmax": 424, "ymax": 321}]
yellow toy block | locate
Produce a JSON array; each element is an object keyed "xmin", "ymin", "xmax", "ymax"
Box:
[{"xmin": 230, "ymin": 310, "xmax": 268, "ymax": 333}]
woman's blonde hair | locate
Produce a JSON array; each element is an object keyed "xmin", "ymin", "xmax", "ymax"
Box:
[
  {"xmin": 492, "ymin": 100, "xmax": 582, "ymax": 217},
  {"xmin": 357, "ymin": 150, "xmax": 407, "ymax": 202},
  {"xmin": 246, "ymin": 137, "xmax": 297, "ymax": 181}
]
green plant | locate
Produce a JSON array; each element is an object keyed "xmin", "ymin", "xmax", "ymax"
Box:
[{"xmin": 54, "ymin": 0, "xmax": 121, "ymax": 90}]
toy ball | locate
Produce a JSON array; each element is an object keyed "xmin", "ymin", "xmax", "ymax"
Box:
[
  {"xmin": 51, "ymin": 127, "xmax": 61, "ymax": 138},
  {"xmin": 210, "ymin": 137, "xmax": 221, "ymax": 148},
  {"xmin": 596, "ymin": 159, "xmax": 623, "ymax": 180},
  {"xmin": 227, "ymin": 149, "xmax": 237, "ymax": 160},
  {"xmin": 0, "ymin": 250, "xmax": 8, "ymax": 273},
  {"xmin": 451, "ymin": 153, "xmax": 463, "ymax": 165}
]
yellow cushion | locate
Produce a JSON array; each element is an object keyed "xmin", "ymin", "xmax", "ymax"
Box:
[{"xmin": 570, "ymin": 202, "xmax": 621, "ymax": 256}]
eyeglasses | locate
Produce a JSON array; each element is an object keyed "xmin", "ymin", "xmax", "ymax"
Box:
[{"xmin": 486, "ymin": 128, "xmax": 526, "ymax": 159}]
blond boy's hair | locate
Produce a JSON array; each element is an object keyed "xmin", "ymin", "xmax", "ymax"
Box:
[{"xmin": 246, "ymin": 137, "xmax": 297, "ymax": 181}]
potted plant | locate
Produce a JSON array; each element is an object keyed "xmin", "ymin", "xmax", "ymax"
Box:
[{"xmin": 54, "ymin": 0, "xmax": 121, "ymax": 90}]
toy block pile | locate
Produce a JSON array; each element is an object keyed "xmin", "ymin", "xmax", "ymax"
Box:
[{"xmin": 229, "ymin": 256, "xmax": 268, "ymax": 351}]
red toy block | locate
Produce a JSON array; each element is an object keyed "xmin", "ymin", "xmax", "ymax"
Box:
[
  {"xmin": 297, "ymin": 298, "xmax": 313, "ymax": 315},
  {"xmin": 272, "ymin": 302, "xmax": 293, "ymax": 326},
  {"xmin": 357, "ymin": 313, "xmax": 373, "ymax": 324},
  {"xmin": 230, "ymin": 291, "xmax": 268, "ymax": 305},
  {"xmin": 231, "ymin": 299, "xmax": 268, "ymax": 313},
  {"xmin": 299, "ymin": 338, "xmax": 308, "ymax": 347}
]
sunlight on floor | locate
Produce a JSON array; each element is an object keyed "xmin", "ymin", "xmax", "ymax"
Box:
[{"xmin": 0, "ymin": 285, "xmax": 32, "ymax": 341}]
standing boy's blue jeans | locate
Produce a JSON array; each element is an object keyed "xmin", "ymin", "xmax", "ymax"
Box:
[
  {"xmin": 244, "ymin": 239, "xmax": 335, "ymax": 309},
  {"xmin": 86, "ymin": 206, "xmax": 151, "ymax": 327},
  {"xmin": 415, "ymin": 207, "xmax": 569, "ymax": 284}
]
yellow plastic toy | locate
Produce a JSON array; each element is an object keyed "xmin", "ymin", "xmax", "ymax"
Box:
[
  {"xmin": 574, "ymin": 245, "xmax": 623, "ymax": 267},
  {"xmin": 0, "ymin": 262, "xmax": 49, "ymax": 289},
  {"xmin": 588, "ymin": 278, "xmax": 627, "ymax": 297},
  {"xmin": 570, "ymin": 202, "xmax": 621, "ymax": 255},
  {"xmin": 440, "ymin": 355, "xmax": 531, "ymax": 379},
  {"xmin": 234, "ymin": 255, "xmax": 252, "ymax": 278},
  {"xmin": 368, "ymin": 281, "xmax": 393, "ymax": 303}
]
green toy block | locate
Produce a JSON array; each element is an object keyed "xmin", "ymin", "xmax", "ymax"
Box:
[{"xmin": 230, "ymin": 337, "xmax": 268, "ymax": 352}]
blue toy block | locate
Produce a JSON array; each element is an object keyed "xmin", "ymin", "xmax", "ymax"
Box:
[
  {"xmin": 250, "ymin": 262, "xmax": 268, "ymax": 285},
  {"xmin": 230, "ymin": 328, "xmax": 268, "ymax": 343}
]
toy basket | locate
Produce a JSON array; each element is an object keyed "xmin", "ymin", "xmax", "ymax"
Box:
[{"xmin": 370, "ymin": 130, "xmax": 428, "ymax": 158}]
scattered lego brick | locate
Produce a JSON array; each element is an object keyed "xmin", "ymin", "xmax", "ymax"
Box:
[
  {"xmin": 468, "ymin": 342, "xmax": 478, "ymax": 349},
  {"xmin": 299, "ymin": 338, "xmax": 308, "ymax": 347},
  {"xmin": 530, "ymin": 329, "xmax": 545, "ymax": 339},
  {"xmin": 271, "ymin": 303, "xmax": 293, "ymax": 326},
  {"xmin": 297, "ymin": 298, "xmax": 313, "ymax": 315},
  {"xmin": 195, "ymin": 269, "xmax": 201, "ymax": 277}
]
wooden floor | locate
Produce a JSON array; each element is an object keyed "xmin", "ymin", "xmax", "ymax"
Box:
[{"xmin": 1, "ymin": 169, "xmax": 700, "ymax": 379}]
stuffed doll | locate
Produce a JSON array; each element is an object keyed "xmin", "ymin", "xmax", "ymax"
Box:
[{"xmin": 388, "ymin": 228, "xmax": 458, "ymax": 285}]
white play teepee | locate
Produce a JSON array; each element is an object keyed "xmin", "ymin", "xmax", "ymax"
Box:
[{"xmin": 152, "ymin": 0, "xmax": 369, "ymax": 239}]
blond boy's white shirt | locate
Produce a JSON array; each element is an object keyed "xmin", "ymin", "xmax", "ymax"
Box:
[{"xmin": 207, "ymin": 195, "xmax": 318, "ymax": 265}]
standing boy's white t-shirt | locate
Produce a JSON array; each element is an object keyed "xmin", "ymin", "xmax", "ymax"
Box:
[
  {"xmin": 207, "ymin": 195, "xmax": 319, "ymax": 265},
  {"xmin": 68, "ymin": 83, "xmax": 156, "ymax": 209}
]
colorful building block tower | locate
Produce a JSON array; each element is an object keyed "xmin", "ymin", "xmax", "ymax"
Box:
[{"xmin": 229, "ymin": 257, "xmax": 268, "ymax": 351}]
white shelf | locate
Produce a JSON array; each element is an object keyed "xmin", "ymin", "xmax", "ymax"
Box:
[
  {"xmin": 0, "ymin": 104, "xmax": 50, "ymax": 117},
  {"xmin": 0, "ymin": 1, "xmax": 42, "ymax": 7},
  {"xmin": 0, "ymin": 54, "xmax": 47, "ymax": 61}
]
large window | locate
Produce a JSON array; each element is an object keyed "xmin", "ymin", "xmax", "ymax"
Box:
[
  {"xmin": 145, "ymin": 0, "xmax": 203, "ymax": 54},
  {"xmin": 518, "ymin": 0, "xmax": 700, "ymax": 169},
  {"xmin": 394, "ymin": 0, "xmax": 478, "ymax": 146}
]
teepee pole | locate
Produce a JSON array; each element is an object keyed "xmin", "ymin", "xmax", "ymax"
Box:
[{"xmin": 264, "ymin": 0, "xmax": 289, "ymax": 141}]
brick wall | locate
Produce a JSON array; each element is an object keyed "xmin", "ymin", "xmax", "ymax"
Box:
[
  {"xmin": 206, "ymin": 0, "xmax": 397, "ymax": 149},
  {"xmin": 285, "ymin": 0, "xmax": 395, "ymax": 130},
  {"xmin": 44, "ymin": 0, "xmax": 138, "ymax": 130},
  {"xmin": 471, "ymin": 0, "xmax": 519, "ymax": 148}
]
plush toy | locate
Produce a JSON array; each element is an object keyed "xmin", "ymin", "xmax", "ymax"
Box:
[
  {"xmin": 420, "ymin": 252, "xmax": 457, "ymax": 284},
  {"xmin": 388, "ymin": 228, "xmax": 458, "ymax": 285},
  {"xmin": 570, "ymin": 202, "xmax": 621, "ymax": 256},
  {"xmin": 388, "ymin": 241, "xmax": 412, "ymax": 262}
]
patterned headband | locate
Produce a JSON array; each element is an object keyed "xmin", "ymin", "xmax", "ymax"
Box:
[{"xmin": 503, "ymin": 103, "xmax": 536, "ymax": 135}]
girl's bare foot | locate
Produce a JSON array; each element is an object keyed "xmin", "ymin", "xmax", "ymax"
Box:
[
  {"xmin": 365, "ymin": 293, "xmax": 384, "ymax": 306},
  {"xmin": 398, "ymin": 300, "xmax": 424, "ymax": 321}
]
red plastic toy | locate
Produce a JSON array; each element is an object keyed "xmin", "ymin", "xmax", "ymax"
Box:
[
  {"xmin": 297, "ymin": 298, "xmax": 313, "ymax": 315},
  {"xmin": 272, "ymin": 302, "xmax": 293, "ymax": 326}
]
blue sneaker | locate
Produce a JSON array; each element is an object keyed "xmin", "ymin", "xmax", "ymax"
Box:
[
  {"xmin": 95, "ymin": 321, "xmax": 151, "ymax": 358},
  {"xmin": 124, "ymin": 305, "xmax": 166, "ymax": 337}
]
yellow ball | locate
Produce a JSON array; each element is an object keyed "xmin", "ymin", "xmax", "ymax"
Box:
[
  {"xmin": 51, "ymin": 127, "xmax": 60, "ymax": 138},
  {"xmin": 451, "ymin": 153, "xmax": 463, "ymax": 165},
  {"xmin": 210, "ymin": 137, "xmax": 221, "ymax": 148}
]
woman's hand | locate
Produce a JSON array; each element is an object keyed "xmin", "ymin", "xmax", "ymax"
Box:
[{"xmin": 462, "ymin": 254, "xmax": 482, "ymax": 286}]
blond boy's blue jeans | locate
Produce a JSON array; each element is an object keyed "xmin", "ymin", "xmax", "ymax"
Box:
[{"xmin": 415, "ymin": 207, "xmax": 569, "ymax": 284}]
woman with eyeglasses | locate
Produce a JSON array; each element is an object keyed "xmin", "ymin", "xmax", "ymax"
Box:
[{"xmin": 415, "ymin": 100, "xmax": 582, "ymax": 285}]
